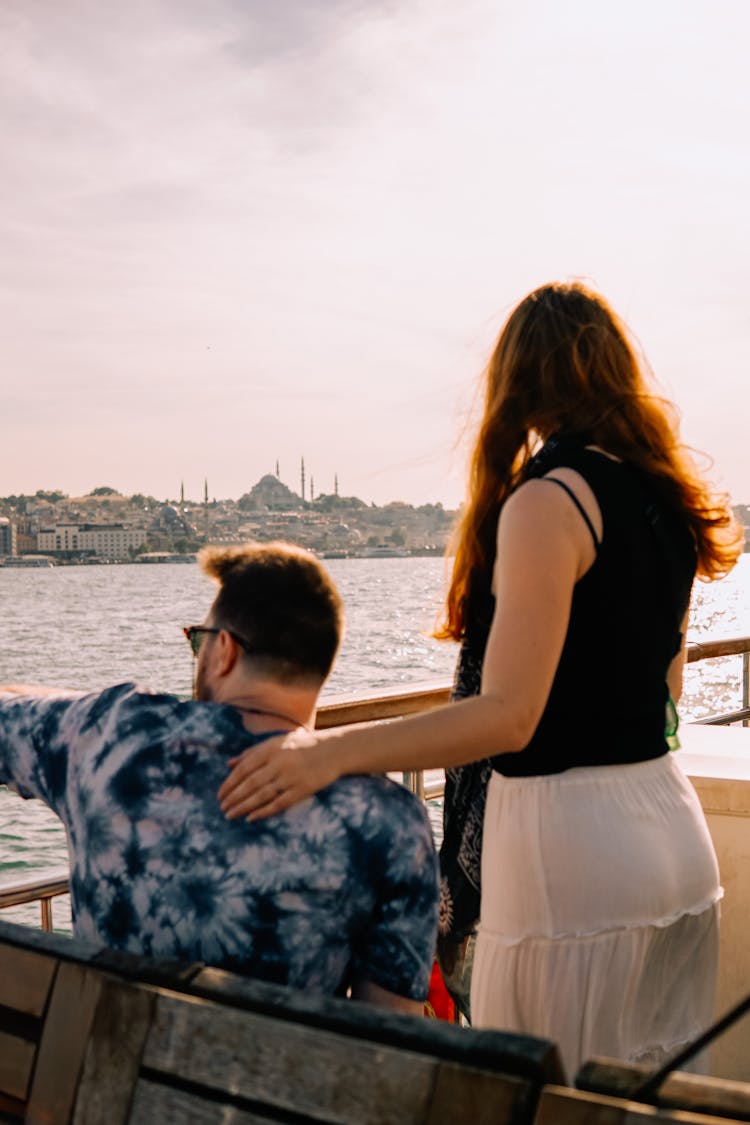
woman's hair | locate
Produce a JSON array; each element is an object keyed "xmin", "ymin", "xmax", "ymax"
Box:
[{"xmin": 439, "ymin": 280, "xmax": 742, "ymax": 642}]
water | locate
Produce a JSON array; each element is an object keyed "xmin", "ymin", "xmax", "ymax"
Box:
[
  {"xmin": 0, "ymin": 557, "xmax": 459, "ymax": 697},
  {"xmin": 2, "ymin": 554, "xmax": 750, "ymax": 930}
]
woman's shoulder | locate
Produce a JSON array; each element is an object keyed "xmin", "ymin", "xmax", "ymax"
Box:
[{"xmin": 503, "ymin": 475, "xmax": 579, "ymax": 522}]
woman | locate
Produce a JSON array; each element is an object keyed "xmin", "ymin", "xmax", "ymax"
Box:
[{"xmin": 219, "ymin": 281, "xmax": 741, "ymax": 1076}]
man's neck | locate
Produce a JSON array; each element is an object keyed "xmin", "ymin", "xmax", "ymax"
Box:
[
  {"xmin": 225, "ymin": 700, "xmax": 308, "ymax": 734},
  {"xmin": 210, "ymin": 680, "xmax": 317, "ymax": 735}
]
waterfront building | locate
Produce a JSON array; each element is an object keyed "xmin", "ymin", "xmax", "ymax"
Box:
[
  {"xmin": 0, "ymin": 517, "xmax": 17, "ymax": 557},
  {"xmin": 37, "ymin": 523, "xmax": 147, "ymax": 560},
  {"xmin": 16, "ymin": 530, "xmax": 37, "ymax": 555}
]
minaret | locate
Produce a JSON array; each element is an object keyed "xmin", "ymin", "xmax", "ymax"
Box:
[
  {"xmin": 300, "ymin": 457, "xmax": 306, "ymax": 501},
  {"xmin": 310, "ymin": 476, "xmax": 314, "ymax": 504},
  {"xmin": 334, "ymin": 473, "xmax": 339, "ymax": 498},
  {"xmin": 276, "ymin": 459, "xmax": 280, "ymax": 479},
  {"xmin": 180, "ymin": 481, "xmax": 185, "ymax": 505},
  {"xmin": 203, "ymin": 478, "xmax": 209, "ymax": 540}
]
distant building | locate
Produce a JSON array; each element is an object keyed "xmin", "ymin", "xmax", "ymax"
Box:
[
  {"xmin": 37, "ymin": 523, "xmax": 147, "ymax": 560},
  {"xmin": 16, "ymin": 530, "xmax": 37, "ymax": 555},
  {"xmin": 0, "ymin": 517, "xmax": 17, "ymax": 556},
  {"xmin": 238, "ymin": 475, "xmax": 305, "ymax": 512},
  {"xmin": 734, "ymin": 506, "xmax": 750, "ymax": 553},
  {"xmin": 151, "ymin": 506, "xmax": 194, "ymax": 538}
]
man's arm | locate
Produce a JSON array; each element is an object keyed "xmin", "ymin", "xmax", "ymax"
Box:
[
  {"xmin": 0, "ymin": 689, "xmax": 84, "ymax": 806},
  {"xmin": 0, "ymin": 684, "xmax": 72, "ymax": 695},
  {"xmin": 350, "ymin": 977, "xmax": 423, "ymax": 1016},
  {"xmin": 350, "ymin": 784, "xmax": 440, "ymax": 1015}
]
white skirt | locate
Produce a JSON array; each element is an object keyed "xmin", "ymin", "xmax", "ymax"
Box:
[{"xmin": 470, "ymin": 754, "xmax": 721, "ymax": 1080}]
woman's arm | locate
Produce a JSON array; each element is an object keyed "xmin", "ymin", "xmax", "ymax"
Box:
[
  {"xmin": 219, "ymin": 478, "xmax": 591, "ymax": 820},
  {"xmin": 667, "ymin": 607, "xmax": 691, "ymax": 704}
]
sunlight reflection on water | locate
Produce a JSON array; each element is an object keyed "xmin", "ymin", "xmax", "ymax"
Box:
[{"xmin": 1, "ymin": 554, "xmax": 749, "ymax": 929}]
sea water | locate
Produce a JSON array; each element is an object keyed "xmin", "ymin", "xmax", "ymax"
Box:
[{"xmin": 2, "ymin": 554, "xmax": 750, "ymax": 930}]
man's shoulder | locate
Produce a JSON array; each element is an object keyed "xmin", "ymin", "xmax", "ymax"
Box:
[
  {"xmin": 29, "ymin": 684, "xmax": 262, "ymax": 770},
  {"xmin": 69, "ymin": 685, "xmax": 256, "ymax": 738},
  {"xmin": 317, "ymin": 774, "xmax": 434, "ymax": 836},
  {"xmin": 327, "ymin": 771, "xmax": 428, "ymax": 804},
  {"xmin": 40, "ymin": 683, "xmax": 182, "ymax": 742}
]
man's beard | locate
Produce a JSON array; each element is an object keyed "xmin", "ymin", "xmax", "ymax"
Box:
[{"xmin": 193, "ymin": 663, "xmax": 214, "ymax": 703}]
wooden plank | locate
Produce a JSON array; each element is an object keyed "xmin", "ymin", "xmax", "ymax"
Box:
[
  {"xmin": 26, "ymin": 962, "xmax": 103, "ymax": 1125},
  {"xmin": 0, "ymin": 1030, "xmax": 36, "ymax": 1102},
  {"xmin": 0, "ymin": 869, "xmax": 70, "ymax": 909},
  {"xmin": 142, "ymin": 991, "xmax": 436, "ymax": 1124},
  {"xmin": 72, "ymin": 979, "xmax": 155, "ymax": 1125},
  {"xmin": 686, "ymin": 638, "xmax": 750, "ymax": 662},
  {"xmin": 89, "ymin": 946, "xmax": 203, "ymax": 986},
  {"xmin": 0, "ymin": 945, "xmax": 57, "ymax": 1016},
  {"xmin": 0, "ymin": 1090, "xmax": 25, "ymax": 1122},
  {"xmin": 0, "ymin": 919, "xmax": 101, "ymax": 967},
  {"xmin": 189, "ymin": 967, "xmax": 564, "ymax": 1084},
  {"xmin": 316, "ymin": 683, "xmax": 451, "ymax": 728},
  {"xmin": 578, "ymin": 1061, "xmax": 750, "ymax": 1121},
  {"xmin": 426, "ymin": 1061, "xmax": 535, "ymax": 1125},
  {"xmin": 129, "ymin": 1079, "xmax": 275, "ymax": 1124},
  {"xmin": 534, "ymin": 1086, "xmax": 743, "ymax": 1124}
]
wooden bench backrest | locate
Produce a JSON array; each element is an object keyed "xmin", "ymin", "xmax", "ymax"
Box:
[
  {"xmin": 0, "ymin": 941, "xmax": 58, "ymax": 1119},
  {"xmin": 81, "ymin": 975, "xmax": 540, "ymax": 1124},
  {"xmin": 535, "ymin": 1085, "xmax": 748, "ymax": 1124},
  {"xmin": 0, "ymin": 920, "xmax": 564, "ymax": 1125},
  {"xmin": 576, "ymin": 1059, "xmax": 750, "ymax": 1123}
]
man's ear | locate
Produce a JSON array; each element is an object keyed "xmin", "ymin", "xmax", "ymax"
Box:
[{"xmin": 215, "ymin": 630, "xmax": 241, "ymax": 677}]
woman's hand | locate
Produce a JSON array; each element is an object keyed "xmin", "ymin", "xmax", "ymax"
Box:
[{"xmin": 218, "ymin": 727, "xmax": 340, "ymax": 820}]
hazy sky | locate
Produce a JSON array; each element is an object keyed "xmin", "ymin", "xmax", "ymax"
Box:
[{"xmin": 2, "ymin": 0, "xmax": 748, "ymax": 506}]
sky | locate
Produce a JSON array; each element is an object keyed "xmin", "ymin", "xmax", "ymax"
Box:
[{"xmin": 1, "ymin": 0, "xmax": 749, "ymax": 508}]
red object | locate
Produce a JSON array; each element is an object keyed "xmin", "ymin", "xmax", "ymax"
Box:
[{"xmin": 424, "ymin": 959, "xmax": 456, "ymax": 1021}]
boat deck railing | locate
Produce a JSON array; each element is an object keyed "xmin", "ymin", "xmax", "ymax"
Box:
[
  {"xmin": 2, "ymin": 635, "xmax": 749, "ymax": 931},
  {"xmin": 0, "ymin": 867, "xmax": 69, "ymax": 931},
  {"xmin": 684, "ymin": 636, "xmax": 750, "ymax": 726}
]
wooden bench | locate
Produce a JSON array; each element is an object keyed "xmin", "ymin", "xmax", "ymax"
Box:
[
  {"xmin": 528, "ymin": 1057, "xmax": 750, "ymax": 1124},
  {"xmin": 534, "ymin": 1083, "xmax": 748, "ymax": 1123},
  {"xmin": 0, "ymin": 918, "xmax": 564, "ymax": 1124}
]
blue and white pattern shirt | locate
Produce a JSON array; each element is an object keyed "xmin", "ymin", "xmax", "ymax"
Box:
[{"xmin": 0, "ymin": 684, "xmax": 439, "ymax": 1000}]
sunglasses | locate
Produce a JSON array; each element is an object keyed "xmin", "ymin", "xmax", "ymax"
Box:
[{"xmin": 183, "ymin": 625, "xmax": 253, "ymax": 657}]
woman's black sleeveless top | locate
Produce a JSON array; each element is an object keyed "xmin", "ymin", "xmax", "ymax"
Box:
[{"xmin": 457, "ymin": 436, "xmax": 697, "ymax": 777}]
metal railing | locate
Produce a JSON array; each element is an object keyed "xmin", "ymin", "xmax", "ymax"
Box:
[
  {"xmin": 685, "ymin": 636, "xmax": 750, "ymax": 726},
  {"xmin": 2, "ymin": 635, "xmax": 749, "ymax": 931},
  {"xmin": 0, "ymin": 867, "xmax": 69, "ymax": 932}
]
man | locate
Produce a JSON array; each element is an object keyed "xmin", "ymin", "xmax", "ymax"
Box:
[{"xmin": 0, "ymin": 542, "xmax": 439, "ymax": 1013}]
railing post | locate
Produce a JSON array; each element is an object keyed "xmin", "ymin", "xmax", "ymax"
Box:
[
  {"xmin": 40, "ymin": 897, "xmax": 53, "ymax": 932},
  {"xmin": 401, "ymin": 771, "xmax": 425, "ymax": 798}
]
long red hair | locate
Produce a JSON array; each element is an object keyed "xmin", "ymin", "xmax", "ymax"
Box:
[{"xmin": 438, "ymin": 281, "xmax": 742, "ymax": 642}]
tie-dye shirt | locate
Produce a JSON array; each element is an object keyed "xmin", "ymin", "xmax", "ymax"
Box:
[{"xmin": 0, "ymin": 684, "xmax": 439, "ymax": 1000}]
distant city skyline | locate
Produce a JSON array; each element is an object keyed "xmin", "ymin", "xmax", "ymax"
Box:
[
  {"xmin": 2, "ymin": 1, "xmax": 748, "ymax": 508},
  {"xmin": 1, "ymin": 463, "xmax": 456, "ymax": 509}
]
